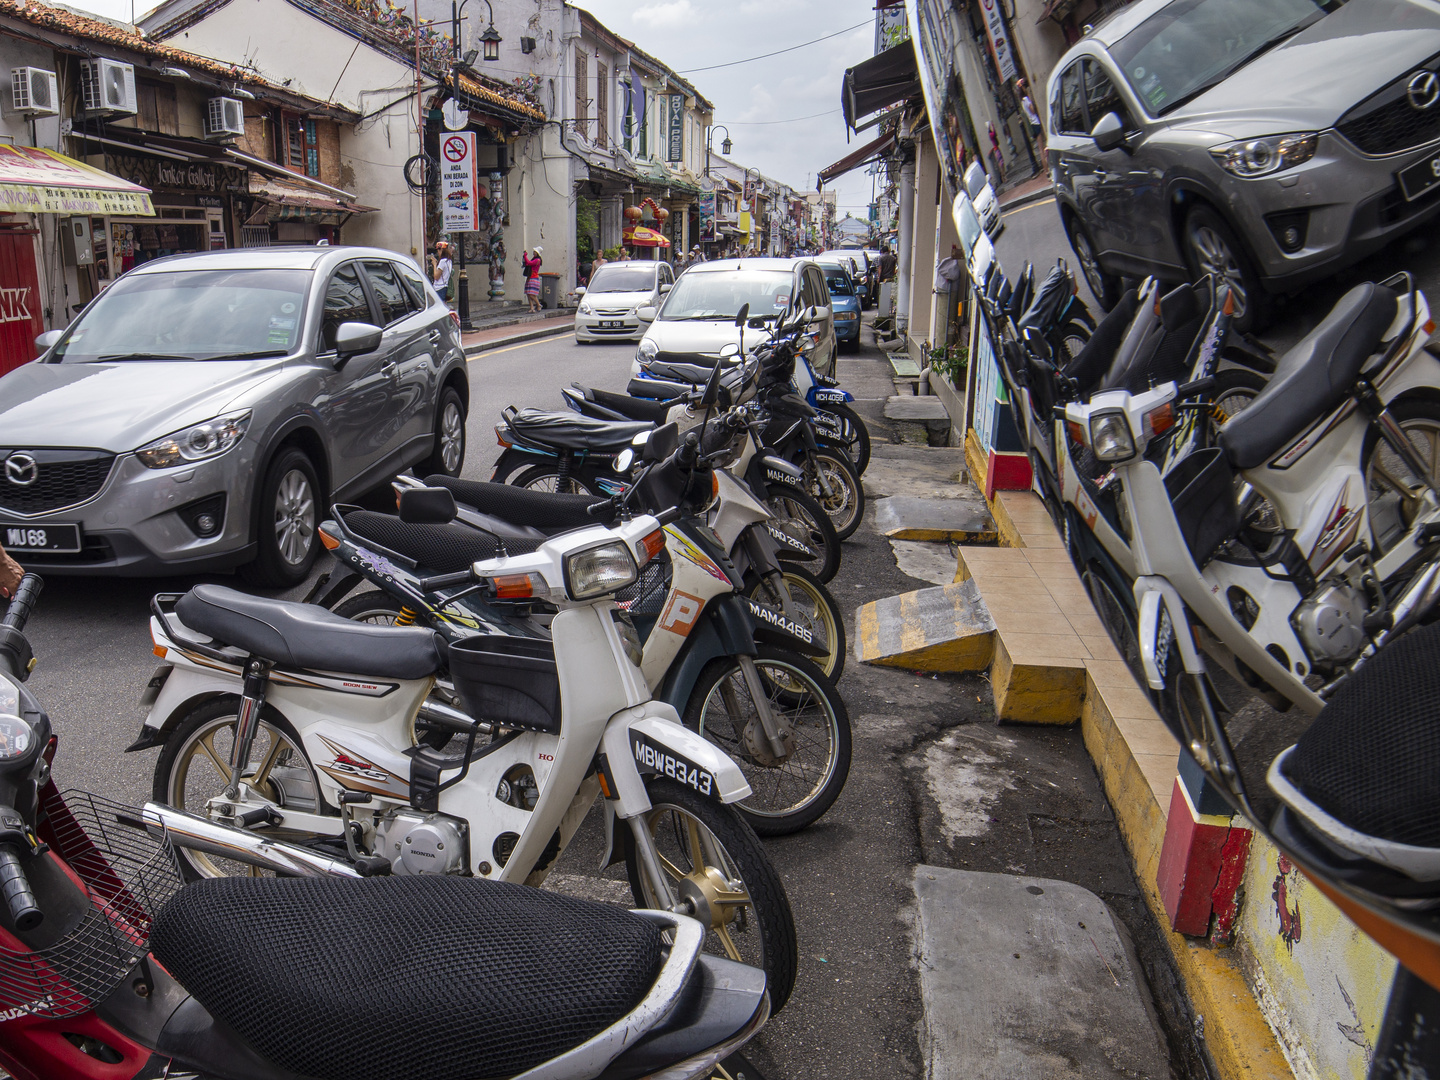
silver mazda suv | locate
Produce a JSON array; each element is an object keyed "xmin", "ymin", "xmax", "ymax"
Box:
[
  {"xmin": 0, "ymin": 246, "xmax": 469, "ymax": 586},
  {"xmin": 1048, "ymin": 0, "xmax": 1440, "ymax": 331}
]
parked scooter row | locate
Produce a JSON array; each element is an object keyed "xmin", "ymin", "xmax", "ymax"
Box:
[{"xmin": 0, "ymin": 576, "xmax": 772, "ymax": 1079}]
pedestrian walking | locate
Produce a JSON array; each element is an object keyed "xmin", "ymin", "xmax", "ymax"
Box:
[
  {"xmin": 431, "ymin": 240, "xmax": 453, "ymax": 303},
  {"xmin": 522, "ymin": 246, "xmax": 543, "ymax": 312},
  {"xmin": 1019, "ymin": 80, "xmax": 1046, "ymax": 160},
  {"xmin": 987, "ymin": 122, "xmax": 1006, "ymax": 185}
]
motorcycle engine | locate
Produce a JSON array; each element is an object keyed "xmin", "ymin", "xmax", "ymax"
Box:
[
  {"xmin": 373, "ymin": 810, "xmax": 469, "ymax": 875},
  {"xmin": 1293, "ymin": 584, "xmax": 1368, "ymax": 665}
]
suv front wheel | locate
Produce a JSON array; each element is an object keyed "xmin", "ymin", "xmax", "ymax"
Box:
[
  {"xmin": 242, "ymin": 447, "xmax": 321, "ymax": 588},
  {"xmin": 1064, "ymin": 215, "xmax": 1121, "ymax": 312},
  {"xmin": 1182, "ymin": 205, "xmax": 1268, "ymax": 334}
]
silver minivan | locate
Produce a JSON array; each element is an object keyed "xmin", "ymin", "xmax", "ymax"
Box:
[{"xmin": 575, "ymin": 260, "xmax": 673, "ymax": 343}]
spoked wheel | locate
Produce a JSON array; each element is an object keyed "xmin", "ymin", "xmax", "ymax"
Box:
[
  {"xmin": 683, "ymin": 645, "xmax": 851, "ymax": 836},
  {"xmin": 807, "ymin": 450, "xmax": 864, "ymax": 541},
  {"xmin": 822, "ymin": 403, "xmax": 871, "ymax": 475},
  {"xmin": 153, "ymin": 697, "xmax": 324, "ymax": 881},
  {"xmin": 764, "ymin": 483, "xmax": 840, "ymax": 583},
  {"xmin": 1055, "ymin": 318, "xmax": 1092, "ymax": 367},
  {"xmin": 624, "ymin": 777, "xmax": 798, "ymax": 1013},
  {"xmin": 511, "ymin": 464, "xmax": 599, "ymax": 496},
  {"xmin": 1082, "ymin": 566, "xmax": 1148, "ymax": 693},
  {"xmin": 746, "ymin": 566, "xmax": 846, "ymax": 682},
  {"xmin": 1364, "ymin": 400, "xmax": 1440, "ymax": 556},
  {"xmin": 332, "ymin": 590, "xmax": 405, "ymax": 624}
]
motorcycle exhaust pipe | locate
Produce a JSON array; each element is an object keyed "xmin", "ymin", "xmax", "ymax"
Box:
[
  {"xmin": 142, "ymin": 802, "xmax": 361, "ymax": 878},
  {"xmin": 417, "ymin": 696, "xmax": 493, "ymax": 736}
]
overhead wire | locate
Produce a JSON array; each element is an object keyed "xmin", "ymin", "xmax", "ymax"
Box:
[{"xmin": 675, "ymin": 21, "xmax": 871, "ymax": 73}]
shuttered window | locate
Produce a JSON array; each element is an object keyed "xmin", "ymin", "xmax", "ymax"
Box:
[
  {"xmin": 574, "ymin": 49, "xmax": 588, "ymax": 139},
  {"xmin": 596, "ymin": 61, "xmax": 608, "ymax": 148}
]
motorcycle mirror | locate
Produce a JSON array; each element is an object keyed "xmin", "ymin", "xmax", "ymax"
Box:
[
  {"xmin": 719, "ymin": 343, "xmax": 740, "ymax": 359},
  {"xmin": 614, "ymin": 447, "xmax": 635, "ymax": 473},
  {"xmin": 1021, "ymin": 326, "xmax": 1052, "ymax": 362},
  {"xmin": 701, "ymin": 362, "xmax": 724, "ymax": 408},
  {"xmin": 734, "ymin": 303, "xmax": 750, "ymax": 328}
]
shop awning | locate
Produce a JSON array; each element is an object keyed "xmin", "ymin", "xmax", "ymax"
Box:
[
  {"xmin": 0, "ymin": 145, "xmax": 152, "ymax": 216},
  {"xmin": 818, "ymin": 132, "xmax": 896, "ymax": 185},
  {"xmin": 1038, "ymin": 0, "xmax": 1083, "ymax": 21},
  {"xmin": 249, "ymin": 178, "xmax": 377, "ymax": 225},
  {"xmin": 842, "ymin": 40, "xmax": 921, "ymax": 131},
  {"xmin": 623, "ymin": 225, "xmax": 671, "ymax": 248}
]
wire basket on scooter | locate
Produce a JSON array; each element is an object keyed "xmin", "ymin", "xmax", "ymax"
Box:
[{"xmin": 0, "ymin": 789, "xmax": 183, "ymax": 1018}]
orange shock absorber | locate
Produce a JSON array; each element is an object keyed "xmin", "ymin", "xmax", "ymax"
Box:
[{"xmin": 394, "ymin": 607, "xmax": 418, "ymax": 627}]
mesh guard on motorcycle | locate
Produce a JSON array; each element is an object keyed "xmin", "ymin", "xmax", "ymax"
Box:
[{"xmin": 150, "ymin": 875, "xmax": 664, "ymax": 1080}]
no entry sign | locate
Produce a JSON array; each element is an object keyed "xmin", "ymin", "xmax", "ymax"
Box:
[{"xmin": 440, "ymin": 131, "xmax": 479, "ymax": 232}]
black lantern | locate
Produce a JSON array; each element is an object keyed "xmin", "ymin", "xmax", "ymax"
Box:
[
  {"xmin": 481, "ymin": 23, "xmax": 501, "ymax": 61},
  {"xmin": 721, "ymin": 136, "xmax": 732, "ymax": 155}
]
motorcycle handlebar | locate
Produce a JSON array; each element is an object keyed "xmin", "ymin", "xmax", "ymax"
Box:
[
  {"xmin": 676, "ymin": 432, "xmax": 701, "ymax": 470},
  {"xmin": 0, "ymin": 844, "xmax": 41, "ymax": 932},
  {"xmin": 1176, "ymin": 376, "xmax": 1215, "ymax": 398},
  {"xmin": 418, "ymin": 570, "xmax": 473, "ymax": 592},
  {"xmin": 2, "ymin": 575, "xmax": 42, "ymax": 633}
]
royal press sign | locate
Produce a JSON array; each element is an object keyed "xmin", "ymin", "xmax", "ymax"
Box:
[
  {"xmin": 440, "ymin": 132, "xmax": 479, "ymax": 233},
  {"xmin": 978, "ymin": 0, "xmax": 1017, "ymax": 81}
]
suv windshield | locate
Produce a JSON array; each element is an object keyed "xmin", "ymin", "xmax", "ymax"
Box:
[
  {"xmin": 587, "ymin": 264, "xmax": 657, "ymax": 292},
  {"xmin": 659, "ymin": 270, "xmax": 794, "ymax": 320},
  {"xmin": 817, "ymin": 267, "xmax": 856, "ymax": 296},
  {"xmin": 1112, "ymin": 0, "xmax": 1338, "ymax": 116},
  {"xmin": 54, "ymin": 269, "xmax": 312, "ymax": 363}
]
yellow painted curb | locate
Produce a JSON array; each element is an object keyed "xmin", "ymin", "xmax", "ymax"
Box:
[
  {"xmin": 990, "ymin": 636, "xmax": 1086, "ymax": 725},
  {"xmin": 855, "ymin": 583, "xmax": 996, "ymax": 673},
  {"xmin": 884, "ymin": 525, "xmax": 999, "ymax": 544},
  {"xmin": 1081, "ymin": 678, "xmax": 1291, "ymax": 1080}
]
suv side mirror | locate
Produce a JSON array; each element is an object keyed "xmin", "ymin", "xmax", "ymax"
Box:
[
  {"xmin": 1091, "ymin": 111, "xmax": 1129, "ymax": 153},
  {"xmin": 660, "ymin": 283, "xmax": 672, "ymax": 294},
  {"xmin": 637, "ymin": 306, "xmax": 657, "ymax": 323},
  {"xmin": 575, "ymin": 286, "xmax": 587, "ymax": 296},
  {"xmin": 333, "ymin": 321, "xmax": 382, "ymax": 365},
  {"xmin": 34, "ymin": 330, "xmax": 62, "ymax": 353}
]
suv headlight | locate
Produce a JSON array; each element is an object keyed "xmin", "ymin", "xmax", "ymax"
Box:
[
  {"xmin": 135, "ymin": 412, "xmax": 251, "ymax": 469},
  {"xmin": 1089, "ymin": 411, "xmax": 1136, "ymax": 462},
  {"xmin": 1210, "ymin": 133, "xmax": 1318, "ymax": 178},
  {"xmin": 564, "ymin": 540, "xmax": 639, "ymax": 600},
  {"xmin": 638, "ymin": 338, "xmax": 659, "ymax": 362}
]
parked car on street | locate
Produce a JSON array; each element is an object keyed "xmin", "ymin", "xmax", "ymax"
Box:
[
  {"xmin": 964, "ymin": 161, "xmax": 1002, "ymax": 238},
  {"xmin": 1047, "ymin": 0, "xmax": 1440, "ymax": 331},
  {"xmin": 820, "ymin": 249, "xmax": 874, "ymax": 308},
  {"xmin": 574, "ymin": 259, "xmax": 674, "ymax": 343},
  {"xmin": 815, "ymin": 259, "xmax": 864, "ymax": 352},
  {"xmin": 632, "ymin": 257, "xmax": 837, "ymax": 377},
  {"xmin": 0, "ymin": 246, "xmax": 469, "ymax": 586}
]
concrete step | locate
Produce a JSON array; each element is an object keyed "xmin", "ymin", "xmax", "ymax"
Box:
[
  {"xmin": 884, "ymin": 395, "xmax": 949, "ymax": 422},
  {"xmin": 855, "ymin": 579, "xmax": 995, "ymax": 673},
  {"xmin": 874, "ymin": 496, "xmax": 996, "ymax": 542},
  {"xmin": 888, "ymin": 352, "xmax": 922, "ymax": 378}
]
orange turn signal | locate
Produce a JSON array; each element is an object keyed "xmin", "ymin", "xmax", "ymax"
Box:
[
  {"xmin": 1067, "ymin": 420, "xmax": 1086, "ymax": 446},
  {"xmin": 1146, "ymin": 402, "xmax": 1175, "ymax": 437},
  {"xmin": 493, "ymin": 573, "xmax": 534, "ymax": 599},
  {"xmin": 639, "ymin": 529, "xmax": 666, "ymax": 564},
  {"xmin": 153, "ymin": 644, "xmax": 168, "ymax": 659},
  {"xmin": 319, "ymin": 528, "xmax": 340, "ymax": 551}
]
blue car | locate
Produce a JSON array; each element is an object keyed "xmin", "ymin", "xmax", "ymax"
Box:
[{"xmin": 816, "ymin": 261, "xmax": 862, "ymax": 354}]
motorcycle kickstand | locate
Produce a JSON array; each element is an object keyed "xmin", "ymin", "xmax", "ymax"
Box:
[
  {"xmin": 225, "ymin": 658, "xmax": 272, "ymax": 801},
  {"xmin": 737, "ymin": 655, "xmax": 791, "ymax": 761},
  {"xmin": 628, "ymin": 815, "xmax": 682, "ymax": 912}
]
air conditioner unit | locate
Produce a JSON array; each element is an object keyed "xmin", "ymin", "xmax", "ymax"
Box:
[
  {"xmin": 206, "ymin": 96, "xmax": 245, "ymax": 138},
  {"xmin": 9, "ymin": 68, "xmax": 59, "ymax": 117},
  {"xmin": 79, "ymin": 58, "xmax": 137, "ymax": 115}
]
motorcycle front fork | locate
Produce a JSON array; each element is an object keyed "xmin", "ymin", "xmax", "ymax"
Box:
[{"xmin": 225, "ymin": 658, "xmax": 272, "ymax": 801}]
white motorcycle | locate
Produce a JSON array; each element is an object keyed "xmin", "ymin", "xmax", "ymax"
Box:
[
  {"xmin": 1064, "ymin": 273, "xmax": 1440, "ymax": 771},
  {"xmin": 132, "ymin": 467, "xmax": 799, "ymax": 1010}
]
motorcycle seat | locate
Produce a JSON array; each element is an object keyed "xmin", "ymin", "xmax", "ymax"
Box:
[
  {"xmin": 150, "ymin": 874, "xmax": 665, "ymax": 1080},
  {"xmin": 174, "ymin": 584, "xmax": 441, "ymax": 680},
  {"xmin": 1220, "ymin": 283, "xmax": 1397, "ymax": 471},
  {"xmin": 645, "ymin": 359, "xmax": 715, "ymax": 383},
  {"xmin": 1017, "ymin": 264, "xmax": 1071, "ymax": 331},
  {"xmin": 569, "ymin": 384, "xmax": 675, "ymax": 423},
  {"xmin": 425, "ymin": 476, "xmax": 603, "ymax": 533},
  {"xmin": 509, "ymin": 407, "xmax": 653, "ymax": 452},
  {"xmin": 343, "ymin": 509, "xmax": 541, "ymax": 572}
]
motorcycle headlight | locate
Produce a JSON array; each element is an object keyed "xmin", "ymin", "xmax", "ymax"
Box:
[
  {"xmin": 1210, "ymin": 133, "xmax": 1318, "ymax": 178},
  {"xmin": 135, "ymin": 412, "xmax": 251, "ymax": 469},
  {"xmin": 564, "ymin": 540, "xmax": 638, "ymax": 600},
  {"xmin": 1089, "ymin": 411, "xmax": 1136, "ymax": 462},
  {"xmin": 638, "ymin": 338, "xmax": 659, "ymax": 362}
]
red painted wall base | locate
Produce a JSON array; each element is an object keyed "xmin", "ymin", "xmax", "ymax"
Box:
[
  {"xmin": 1157, "ymin": 778, "xmax": 1252, "ymax": 940},
  {"xmin": 984, "ymin": 449, "xmax": 1032, "ymax": 501}
]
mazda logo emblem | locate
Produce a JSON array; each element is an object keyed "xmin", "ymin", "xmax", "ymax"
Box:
[
  {"xmin": 1408, "ymin": 71, "xmax": 1440, "ymax": 110},
  {"xmin": 3, "ymin": 454, "xmax": 37, "ymax": 487}
]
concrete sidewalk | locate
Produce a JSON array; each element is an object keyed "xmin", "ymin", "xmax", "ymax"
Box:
[{"xmin": 461, "ymin": 312, "xmax": 574, "ymax": 356}]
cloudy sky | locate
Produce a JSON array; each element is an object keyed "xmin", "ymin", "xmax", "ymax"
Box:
[
  {"xmin": 74, "ymin": 0, "xmax": 883, "ymax": 227},
  {"xmin": 571, "ymin": 0, "xmax": 882, "ymax": 225}
]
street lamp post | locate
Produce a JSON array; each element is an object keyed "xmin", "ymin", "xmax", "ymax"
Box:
[
  {"xmin": 704, "ymin": 124, "xmax": 732, "ymax": 178},
  {"xmin": 448, "ymin": 0, "xmax": 501, "ymax": 331}
]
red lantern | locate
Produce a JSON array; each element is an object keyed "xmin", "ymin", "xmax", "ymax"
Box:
[
  {"xmin": 655, "ymin": 207, "xmax": 670, "ymax": 224},
  {"xmin": 624, "ymin": 205, "xmax": 643, "ymax": 223}
]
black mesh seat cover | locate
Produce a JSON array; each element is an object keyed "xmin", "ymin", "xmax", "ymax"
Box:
[
  {"xmin": 425, "ymin": 476, "xmax": 602, "ymax": 533},
  {"xmin": 1220, "ymin": 283, "xmax": 1396, "ymax": 470},
  {"xmin": 175, "ymin": 585, "xmax": 441, "ymax": 679},
  {"xmin": 150, "ymin": 876, "xmax": 665, "ymax": 1080},
  {"xmin": 509, "ymin": 408, "xmax": 652, "ymax": 452},
  {"xmin": 1281, "ymin": 621, "xmax": 1440, "ymax": 848},
  {"xmin": 343, "ymin": 510, "xmax": 540, "ymax": 572}
]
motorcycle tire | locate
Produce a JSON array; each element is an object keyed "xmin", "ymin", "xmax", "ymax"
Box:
[
  {"xmin": 808, "ymin": 449, "xmax": 864, "ymax": 541},
  {"xmin": 682, "ymin": 645, "xmax": 851, "ymax": 837},
  {"xmin": 623, "ymin": 776, "xmax": 798, "ymax": 1014},
  {"xmin": 510, "ymin": 463, "xmax": 601, "ymax": 496},
  {"xmin": 763, "ymin": 483, "xmax": 841, "ymax": 584},
  {"xmin": 745, "ymin": 565, "xmax": 846, "ymax": 683},
  {"xmin": 1054, "ymin": 318, "xmax": 1092, "ymax": 368},
  {"xmin": 153, "ymin": 696, "xmax": 325, "ymax": 882},
  {"xmin": 822, "ymin": 403, "xmax": 871, "ymax": 476},
  {"xmin": 1363, "ymin": 397, "xmax": 1440, "ymax": 558}
]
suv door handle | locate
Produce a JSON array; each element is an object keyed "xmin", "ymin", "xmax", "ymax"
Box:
[
  {"xmin": 427, "ymin": 329, "xmax": 443, "ymax": 344},
  {"xmin": 381, "ymin": 361, "xmax": 398, "ymax": 377}
]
